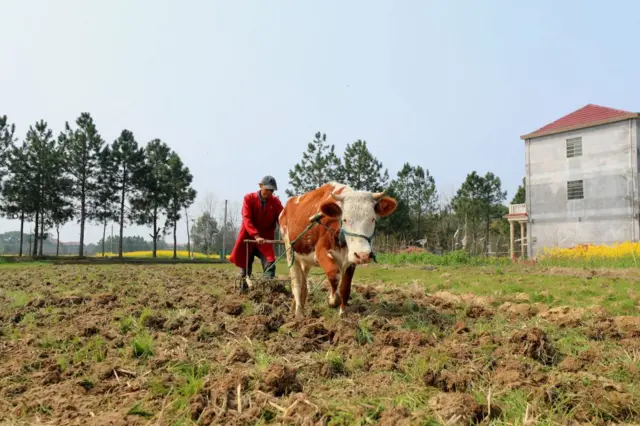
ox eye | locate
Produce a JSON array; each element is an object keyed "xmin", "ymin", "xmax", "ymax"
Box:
[{"xmin": 371, "ymin": 218, "xmax": 375, "ymax": 223}]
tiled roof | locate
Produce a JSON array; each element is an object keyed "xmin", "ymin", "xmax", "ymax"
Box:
[{"xmin": 521, "ymin": 104, "xmax": 640, "ymax": 139}]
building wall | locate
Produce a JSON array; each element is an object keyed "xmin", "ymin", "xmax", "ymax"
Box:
[{"xmin": 525, "ymin": 118, "xmax": 640, "ymax": 257}]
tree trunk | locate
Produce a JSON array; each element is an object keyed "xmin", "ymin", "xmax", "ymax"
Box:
[
  {"xmin": 119, "ymin": 173, "xmax": 126, "ymax": 258},
  {"xmin": 39, "ymin": 216, "xmax": 44, "ymax": 256},
  {"xmin": 152, "ymin": 207, "xmax": 157, "ymax": 258},
  {"xmin": 19, "ymin": 210, "xmax": 24, "ymax": 257},
  {"xmin": 102, "ymin": 221, "xmax": 107, "ymax": 257},
  {"xmin": 485, "ymin": 216, "xmax": 491, "ymax": 255},
  {"xmin": 173, "ymin": 219, "xmax": 177, "ymax": 259},
  {"xmin": 79, "ymin": 184, "xmax": 86, "ymax": 257},
  {"xmin": 56, "ymin": 226, "xmax": 60, "ymax": 256},
  {"xmin": 32, "ymin": 209, "xmax": 39, "ymax": 257}
]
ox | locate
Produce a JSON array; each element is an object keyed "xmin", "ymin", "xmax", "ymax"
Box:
[{"xmin": 278, "ymin": 182, "xmax": 397, "ymax": 318}]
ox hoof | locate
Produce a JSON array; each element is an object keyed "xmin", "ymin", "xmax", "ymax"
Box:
[
  {"xmin": 294, "ymin": 310, "xmax": 305, "ymax": 320},
  {"xmin": 328, "ymin": 293, "xmax": 341, "ymax": 308},
  {"xmin": 339, "ymin": 306, "xmax": 347, "ymax": 317}
]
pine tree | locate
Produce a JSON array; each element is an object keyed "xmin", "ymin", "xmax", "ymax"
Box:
[
  {"xmin": 89, "ymin": 145, "xmax": 119, "ymax": 256},
  {"xmin": 389, "ymin": 163, "xmax": 437, "ymax": 239},
  {"xmin": 451, "ymin": 171, "xmax": 506, "ymax": 254},
  {"xmin": 340, "ymin": 140, "xmax": 389, "ymax": 191},
  {"xmin": 286, "ymin": 131, "xmax": 343, "ymax": 197},
  {"xmin": 164, "ymin": 152, "xmax": 197, "ymax": 259},
  {"xmin": 59, "ymin": 112, "xmax": 105, "ymax": 256},
  {"xmin": 512, "ymin": 177, "xmax": 525, "ymax": 204},
  {"xmin": 111, "ymin": 129, "xmax": 146, "ymax": 257},
  {"xmin": 130, "ymin": 139, "xmax": 172, "ymax": 258},
  {"xmin": 0, "ymin": 115, "xmax": 16, "ymax": 182},
  {"xmin": 44, "ymin": 153, "xmax": 74, "ymax": 256},
  {"xmin": 24, "ymin": 120, "xmax": 62, "ymax": 256},
  {"xmin": 411, "ymin": 166, "xmax": 438, "ymax": 239},
  {"xmin": 1, "ymin": 143, "xmax": 32, "ymax": 255}
]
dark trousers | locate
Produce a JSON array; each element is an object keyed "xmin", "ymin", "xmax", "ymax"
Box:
[{"xmin": 240, "ymin": 246, "xmax": 275, "ymax": 278}]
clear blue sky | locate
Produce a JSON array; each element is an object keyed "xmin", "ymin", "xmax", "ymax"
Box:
[{"xmin": 2, "ymin": 0, "xmax": 640, "ymax": 244}]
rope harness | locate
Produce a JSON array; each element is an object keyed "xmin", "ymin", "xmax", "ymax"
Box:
[
  {"xmin": 247, "ymin": 211, "xmax": 378, "ymax": 291},
  {"xmin": 337, "ymin": 218, "xmax": 378, "ymax": 263}
]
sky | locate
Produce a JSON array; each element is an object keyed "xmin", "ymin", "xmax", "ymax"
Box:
[{"xmin": 2, "ymin": 0, "xmax": 640, "ymax": 246}]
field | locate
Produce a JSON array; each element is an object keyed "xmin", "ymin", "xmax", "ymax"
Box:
[{"xmin": 1, "ymin": 261, "xmax": 639, "ymax": 425}]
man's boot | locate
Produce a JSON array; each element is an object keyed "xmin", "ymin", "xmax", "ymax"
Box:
[
  {"xmin": 263, "ymin": 262, "xmax": 276, "ymax": 280},
  {"xmin": 238, "ymin": 269, "xmax": 249, "ymax": 292}
]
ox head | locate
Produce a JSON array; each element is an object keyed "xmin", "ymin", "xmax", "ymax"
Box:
[{"xmin": 319, "ymin": 190, "xmax": 397, "ymax": 265}]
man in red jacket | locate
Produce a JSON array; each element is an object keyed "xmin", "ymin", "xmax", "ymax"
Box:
[{"xmin": 230, "ymin": 175, "xmax": 284, "ymax": 289}]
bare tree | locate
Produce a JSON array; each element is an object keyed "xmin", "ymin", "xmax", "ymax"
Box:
[{"xmin": 199, "ymin": 192, "xmax": 219, "ymax": 218}]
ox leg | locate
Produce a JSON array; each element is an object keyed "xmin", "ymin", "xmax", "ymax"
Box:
[
  {"xmin": 317, "ymin": 252, "xmax": 341, "ymax": 308},
  {"xmin": 283, "ymin": 232, "xmax": 301, "ymax": 317},
  {"xmin": 338, "ymin": 264, "xmax": 356, "ymax": 316},
  {"xmin": 290, "ymin": 260, "xmax": 306, "ymax": 319},
  {"xmin": 301, "ymin": 263, "xmax": 313, "ymax": 294}
]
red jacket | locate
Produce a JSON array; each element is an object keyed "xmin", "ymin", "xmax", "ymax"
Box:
[{"xmin": 229, "ymin": 191, "xmax": 284, "ymax": 269}]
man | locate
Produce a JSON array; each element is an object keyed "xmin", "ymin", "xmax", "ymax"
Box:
[{"xmin": 229, "ymin": 175, "xmax": 284, "ymax": 288}]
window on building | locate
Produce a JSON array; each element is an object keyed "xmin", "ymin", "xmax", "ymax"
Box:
[
  {"xmin": 566, "ymin": 137, "xmax": 583, "ymax": 158},
  {"xmin": 567, "ymin": 180, "xmax": 584, "ymax": 200}
]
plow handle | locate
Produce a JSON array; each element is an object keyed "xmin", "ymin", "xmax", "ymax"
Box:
[{"xmin": 243, "ymin": 239, "xmax": 284, "ymax": 244}]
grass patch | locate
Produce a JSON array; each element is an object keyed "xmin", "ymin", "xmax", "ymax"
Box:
[{"xmin": 131, "ymin": 331, "xmax": 154, "ymax": 358}]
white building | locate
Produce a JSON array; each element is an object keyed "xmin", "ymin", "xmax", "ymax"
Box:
[{"xmin": 506, "ymin": 103, "xmax": 640, "ymax": 258}]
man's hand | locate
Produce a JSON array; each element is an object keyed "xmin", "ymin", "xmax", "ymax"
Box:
[{"xmin": 255, "ymin": 236, "xmax": 265, "ymax": 244}]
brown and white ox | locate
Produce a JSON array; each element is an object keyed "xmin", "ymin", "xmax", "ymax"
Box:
[{"xmin": 278, "ymin": 182, "xmax": 397, "ymax": 318}]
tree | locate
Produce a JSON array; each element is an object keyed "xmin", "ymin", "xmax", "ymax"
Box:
[
  {"xmin": 389, "ymin": 163, "xmax": 438, "ymax": 239},
  {"xmin": 512, "ymin": 177, "xmax": 525, "ymax": 204},
  {"xmin": 164, "ymin": 152, "xmax": 197, "ymax": 259},
  {"xmin": 339, "ymin": 140, "xmax": 389, "ymax": 191},
  {"xmin": 286, "ymin": 131, "xmax": 343, "ymax": 197},
  {"xmin": 376, "ymin": 185, "xmax": 412, "ymax": 238},
  {"xmin": 130, "ymin": 139, "xmax": 172, "ymax": 258},
  {"xmin": 451, "ymin": 171, "xmax": 507, "ymax": 254},
  {"xmin": 0, "ymin": 115, "xmax": 16, "ymax": 182},
  {"xmin": 111, "ymin": 129, "xmax": 146, "ymax": 257},
  {"xmin": 1, "ymin": 143, "xmax": 32, "ymax": 255},
  {"xmin": 89, "ymin": 145, "xmax": 119, "ymax": 256},
  {"xmin": 191, "ymin": 211, "xmax": 219, "ymax": 254},
  {"xmin": 60, "ymin": 112, "xmax": 105, "ymax": 256},
  {"xmin": 45, "ymin": 169, "xmax": 74, "ymax": 256},
  {"xmin": 24, "ymin": 120, "xmax": 59, "ymax": 256}
]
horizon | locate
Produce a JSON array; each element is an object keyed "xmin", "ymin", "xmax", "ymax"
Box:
[{"xmin": 3, "ymin": 1, "xmax": 640, "ymax": 245}]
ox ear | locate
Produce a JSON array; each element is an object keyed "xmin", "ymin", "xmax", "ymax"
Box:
[
  {"xmin": 374, "ymin": 196, "xmax": 397, "ymax": 218},
  {"xmin": 320, "ymin": 200, "xmax": 342, "ymax": 218}
]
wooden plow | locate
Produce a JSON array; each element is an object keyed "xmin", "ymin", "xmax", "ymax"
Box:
[
  {"xmin": 233, "ymin": 212, "xmax": 326, "ymax": 294},
  {"xmin": 233, "ymin": 239, "xmax": 294, "ymax": 294}
]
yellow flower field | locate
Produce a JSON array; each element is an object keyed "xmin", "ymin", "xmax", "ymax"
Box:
[
  {"xmin": 539, "ymin": 241, "xmax": 640, "ymax": 267},
  {"xmin": 94, "ymin": 250, "xmax": 230, "ymax": 259}
]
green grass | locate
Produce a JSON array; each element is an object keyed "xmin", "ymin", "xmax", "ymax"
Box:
[
  {"xmin": 376, "ymin": 250, "xmax": 512, "ymax": 267},
  {"xmin": 131, "ymin": 331, "xmax": 155, "ymax": 358}
]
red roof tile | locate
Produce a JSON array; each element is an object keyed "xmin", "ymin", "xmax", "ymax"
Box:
[{"xmin": 521, "ymin": 104, "xmax": 640, "ymax": 139}]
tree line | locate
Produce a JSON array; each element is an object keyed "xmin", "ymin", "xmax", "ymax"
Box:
[
  {"xmin": 286, "ymin": 131, "xmax": 526, "ymax": 256},
  {"xmin": 0, "ymin": 113, "xmax": 197, "ymax": 258}
]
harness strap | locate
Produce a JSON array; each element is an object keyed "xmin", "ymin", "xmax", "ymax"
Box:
[{"xmin": 338, "ymin": 218, "xmax": 378, "ymax": 263}]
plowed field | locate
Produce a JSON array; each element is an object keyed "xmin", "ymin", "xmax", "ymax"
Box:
[{"xmin": 1, "ymin": 263, "xmax": 639, "ymax": 425}]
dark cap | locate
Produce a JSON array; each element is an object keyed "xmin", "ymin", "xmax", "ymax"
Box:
[{"xmin": 260, "ymin": 175, "xmax": 278, "ymax": 190}]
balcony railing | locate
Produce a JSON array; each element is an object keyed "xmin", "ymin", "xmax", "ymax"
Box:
[{"xmin": 509, "ymin": 203, "xmax": 527, "ymax": 215}]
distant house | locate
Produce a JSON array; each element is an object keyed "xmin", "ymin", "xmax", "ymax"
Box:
[{"xmin": 505, "ymin": 104, "xmax": 640, "ymax": 258}]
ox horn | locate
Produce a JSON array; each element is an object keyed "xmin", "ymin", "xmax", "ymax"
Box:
[
  {"xmin": 331, "ymin": 192, "xmax": 345, "ymax": 202},
  {"xmin": 372, "ymin": 191, "xmax": 386, "ymax": 200}
]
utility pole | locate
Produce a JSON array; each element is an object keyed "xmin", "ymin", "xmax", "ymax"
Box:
[
  {"xmin": 222, "ymin": 200, "xmax": 228, "ymax": 260},
  {"xmin": 110, "ymin": 223, "xmax": 113, "ymax": 255}
]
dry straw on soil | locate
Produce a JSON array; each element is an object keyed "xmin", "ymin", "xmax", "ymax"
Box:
[{"xmin": 0, "ymin": 263, "xmax": 638, "ymax": 425}]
